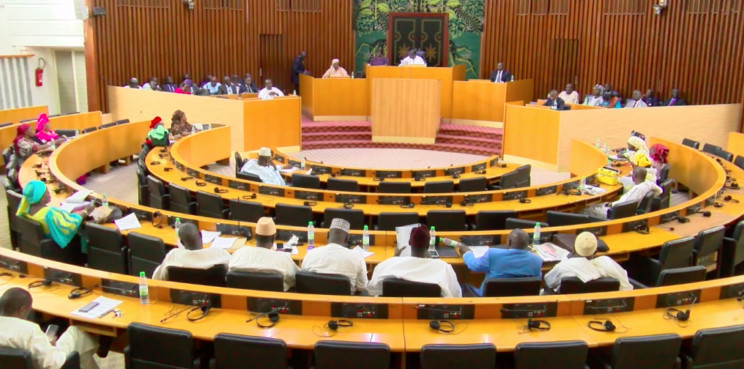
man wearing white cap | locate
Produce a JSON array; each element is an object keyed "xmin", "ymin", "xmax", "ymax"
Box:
[
  {"xmin": 239, "ymin": 147, "xmax": 286, "ymax": 186},
  {"xmin": 301, "ymin": 218, "xmax": 368, "ymax": 294},
  {"xmin": 152, "ymin": 223, "xmax": 231, "ymax": 280},
  {"xmin": 229, "ymin": 217, "xmax": 299, "ymax": 291},
  {"xmin": 322, "ymin": 59, "xmax": 349, "ymax": 79},
  {"xmin": 543, "ymin": 232, "xmax": 632, "ymax": 293}
]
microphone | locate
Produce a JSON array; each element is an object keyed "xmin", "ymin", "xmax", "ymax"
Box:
[
  {"xmin": 94, "ymin": 284, "xmax": 138, "ymax": 297},
  {"xmin": 0, "ymin": 258, "xmax": 23, "ymax": 272}
]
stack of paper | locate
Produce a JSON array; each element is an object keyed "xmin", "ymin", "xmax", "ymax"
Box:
[
  {"xmin": 114, "ymin": 213, "xmax": 141, "ymax": 231},
  {"xmin": 532, "ymin": 243, "xmax": 569, "ymax": 262},
  {"xmin": 210, "ymin": 236, "xmax": 245, "ymax": 250},
  {"xmin": 65, "ymin": 190, "xmax": 92, "ymax": 203},
  {"xmin": 201, "ymin": 230, "xmax": 221, "ymax": 244},
  {"xmin": 71, "ymin": 296, "xmax": 123, "ymax": 319},
  {"xmin": 353, "ymin": 246, "xmax": 375, "ymax": 258}
]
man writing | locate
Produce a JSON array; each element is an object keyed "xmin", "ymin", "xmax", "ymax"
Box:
[
  {"xmin": 152, "ymin": 223, "xmax": 230, "ymax": 280},
  {"xmin": 258, "ymin": 79, "xmax": 284, "ymax": 100},
  {"xmin": 489, "ymin": 62, "xmax": 513, "ymax": 83},
  {"xmin": 301, "ymin": 219, "xmax": 369, "ymax": 294},
  {"xmin": 543, "ymin": 89, "xmax": 566, "ymax": 110},
  {"xmin": 239, "ymin": 147, "xmax": 287, "ymax": 186}
]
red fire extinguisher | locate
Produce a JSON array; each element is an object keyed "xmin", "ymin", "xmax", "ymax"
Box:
[{"xmin": 35, "ymin": 58, "xmax": 46, "ymax": 87}]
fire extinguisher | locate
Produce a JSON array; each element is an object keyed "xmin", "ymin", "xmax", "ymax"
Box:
[{"xmin": 35, "ymin": 58, "xmax": 46, "ymax": 87}]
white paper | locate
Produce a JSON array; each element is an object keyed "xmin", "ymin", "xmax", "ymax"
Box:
[
  {"xmin": 201, "ymin": 230, "xmax": 221, "ymax": 245},
  {"xmin": 59, "ymin": 201, "xmax": 89, "ymax": 213},
  {"xmin": 286, "ymin": 234, "xmax": 300, "ymax": 247},
  {"xmin": 273, "ymin": 243, "xmax": 299, "ymax": 255},
  {"xmin": 211, "ymin": 236, "xmax": 240, "ymax": 250},
  {"xmin": 65, "ymin": 190, "xmax": 92, "ymax": 203},
  {"xmin": 583, "ymin": 185, "xmax": 607, "ymax": 195},
  {"xmin": 114, "ymin": 213, "xmax": 141, "ymax": 231},
  {"xmin": 353, "ymin": 246, "xmax": 375, "ymax": 259},
  {"xmin": 71, "ymin": 296, "xmax": 123, "ymax": 319},
  {"xmin": 532, "ymin": 242, "xmax": 569, "ymax": 262},
  {"xmin": 468, "ymin": 246, "xmax": 491, "ymax": 259},
  {"xmin": 279, "ymin": 167, "xmax": 299, "ymax": 174},
  {"xmin": 306, "ymin": 168, "xmax": 313, "ymax": 175}
]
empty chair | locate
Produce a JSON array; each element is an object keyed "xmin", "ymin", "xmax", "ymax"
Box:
[
  {"xmin": 427, "ymin": 210, "xmax": 468, "ymax": 231},
  {"xmin": 233, "ymin": 152, "xmax": 245, "ymax": 173},
  {"xmin": 514, "ymin": 341, "xmax": 588, "ymax": 369},
  {"xmin": 458, "ymin": 177, "xmax": 488, "ymax": 192},
  {"xmin": 377, "ymin": 212, "xmax": 419, "ymax": 230},
  {"xmin": 56, "ymin": 129, "xmax": 78, "ymax": 137},
  {"xmin": 327, "ymin": 178, "xmax": 359, "ymax": 192},
  {"xmin": 546, "ymin": 211, "xmax": 591, "ymax": 227},
  {"xmin": 6, "ymin": 190, "xmax": 22, "ymax": 249},
  {"xmin": 651, "ymin": 179, "xmax": 674, "ymax": 211},
  {"xmin": 99, "ymin": 122, "xmax": 117, "ymax": 129},
  {"xmin": 236, "ymin": 171, "xmax": 262, "ymax": 182},
  {"xmin": 559, "ymin": 277, "xmax": 620, "ymax": 294},
  {"xmin": 377, "ymin": 181, "xmax": 411, "ymax": 193},
  {"xmin": 714, "ymin": 148, "xmax": 734, "ymax": 161},
  {"xmin": 693, "ymin": 225, "xmax": 725, "ymax": 276},
  {"xmin": 721, "ymin": 220, "xmax": 744, "ymax": 277},
  {"xmin": 0, "ymin": 347, "xmax": 79, "ymax": 369},
  {"xmin": 146, "ymin": 175, "xmax": 169, "ymax": 210},
  {"xmin": 127, "ymin": 232, "xmax": 166, "ymax": 277},
  {"xmin": 16, "ymin": 217, "xmax": 85, "ymax": 266},
  {"xmin": 136, "ymin": 165, "xmax": 149, "ymax": 206},
  {"xmin": 228, "ymin": 199, "xmax": 264, "ymax": 222},
  {"xmin": 115, "ymin": 118, "xmax": 130, "ymax": 124},
  {"xmin": 314, "ymin": 341, "xmax": 390, "ymax": 369},
  {"xmin": 86, "ymin": 223, "xmax": 127, "ymax": 274},
  {"xmin": 702, "ymin": 143, "xmax": 720, "ymax": 155},
  {"xmin": 81, "ymin": 127, "xmax": 97, "ymax": 134},
  {"xmin": 474, "ymin": 210, "xmax": 517, "ymax": 230},
  {"xmin": 514, "ymin": 164, "xmax": 532, "ymax": 187},
  {"xmin": 169, "ymin": 184, "xmax": 196, "ymax": 215},
  {"xmin": 211, "ymin": 334, "xmax": 287, "ymax": 369},
  {"xmin": 424, "ymin": 180, "xmax": 454, "ymax": 193},
  {"xmin": 655, "ymin": 266, "xmax": 707, "ymax": 286},
  {"xmin": 291, "ymin": 173, "xmax": 320, "ymax": 189},
  {"xmin": 196, "ymin": 191, "xmax": 229, "ymax": 219},
  {"xmin": 656, "ymin": 163, "xmax": 670, "ymax": 183},
  {"xmin": 274, "ymin": 203, "xmax": 313, "ymax": 227},
  {"xmin": 225, "ymin": 270, "xmax": 283, "ymax": 292},
  {"xmin": 322, "ymin": 208, "xmax": 365, "ymax": 230},
  {"xmin": 381, "ymin": 279, "xmax": 441, "ymax": 297},
  {"xmin": 295, "ymin": 271, "xmax": 351, "ymax": 295},
  {"xmin": 167, "ymin": 264, "xmax": 227, "ymax": 287},
  {"xmin": 483, "ymin": 277, "xmax": 542, "ymax": 297},
  {"xmin": 125, "ymin": 323, "xmax": 202, "ymax": 369},
  {"xmin": 682, "ymin": 138, "xmax": 700, "ymax": 149},
  {"xmin": 682, "ymin": 325, "xmax": 744, "ymax": 368},
  {"xmin": 635, "ymin": 191, "xmax": 655, "ymax": 215},
  {"xmin": 0, "ymin": 122, "xmax": 12, "ymax": 128},
  {"xmin": 607, "ymin": 200, "xmax": 638, "ymax": 219},
  {"xmin": 734, "ymin": 155, "xmax": 744, "ymax": 170},
  {"xmin": 626, "ymin": 236, "xmax": 695, "ymax": 286},
  {"xmin": 420, "ymin": 343, "xmax": 496, "ymax": 369},
  {"xmin": 607, "ymin": 334, "xmax": 682, "ymax": 369},
  {"xmin": 504, "ymin": 218, "xmax": 544, "ymax": 230}
]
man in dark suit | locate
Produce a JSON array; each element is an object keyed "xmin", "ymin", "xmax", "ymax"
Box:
[
  {"xmin": 543, "ymin": 90, "xmax": 566, "ymax": 110},
  {"xmin": 218, "ymin": 76, "xmax": 239, "ymax": 95},
  {"xmin": 642, "ymin": 88, "xmax": 660, "ymax": 107},
  {"xmin": 663, "ymin": 88, "xmax": 687, "ymax": 106},
  {"xmin": 489, "ymin": 62, "xmax": 513, "ymax": 83},
  {"xmin": 161, "ymin": 76, "xmax": 177, "ymax": 93},
  {"xmin": 291, "ymin": 51, "xmax": 309, "ymax": 94},
  {"xmin": 240, "ymin": 74, "xmax": 259, "ymax": 94}
]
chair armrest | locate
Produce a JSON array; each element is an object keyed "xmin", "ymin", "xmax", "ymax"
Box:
[
  {"xmin": 629, "ymin": 277, "xmax": 649, "ymax": 289},
  {"xmin": 489, "ymin": 185, "xmax": 502, "ymax": 190},
  {"xmin": 221, "ymin": 209, "xmax": 231, "ymax": 219},
  {"xmin": 61, "ymin": 351, "xmax": 80, "ymax": 369}
]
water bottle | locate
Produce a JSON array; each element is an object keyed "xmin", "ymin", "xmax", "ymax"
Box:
[
  {"xmin": 102, "ymin": 194, "xmax": 108, "ymax": 207},
  {"xmin": 429, "ymin": 226, "xmax": 436, "ymax": 251},
  {"xmin": 533, "ymin": 222, "xmax": 541, "ymax": 245},
  {"xmin": 293, "ymin": 89, "xmax": 297, "ymax": 96},
  {"xmin": 300, "ymin": 156, "xmax": 306, "ymax": 170},
  {"xmin": 441, "ymin": 238, "xmax": 462, "ymax": 247},
  {"xmin": 307, "ymin": 221, "xmax": 315, "ymax": 250},
  {"xmin": 579, "ymin": 178, "xmax": 586, "ymax": 193},
  {"xmin": 595, "ymin": 138, "xmax": 601, "ymax": 148},
  {"xmin": 174, "ymin": 217, "xmax": 181, "ymax": 239},
  {"xmin": 138, "ymin": 271, "xmax": 149, "ymax": 304},
  {"xmin": 362, "ymin": 225, "xmax": 369, "ymax": 251},
  {"xmin": 50, "ymin": 139, "xmax": 56, "ymax": 150}
]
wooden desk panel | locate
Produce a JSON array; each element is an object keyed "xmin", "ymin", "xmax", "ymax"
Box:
[
  {"xmin": 727, "ymin": 131, "xmax": 744, "ymax": 159},
  {"xmin": 48, "ymin": 112, "xmax": 102, "ymax": 131},
  {"xmin": 243, "ymin": 96, "xmax": 301, "ymax": 151},
  {"xmin": 504, "ymin": 105, "xmax": 560, "ymax": 166},
  {"xmin": 451, "ymin": 80, "xmax": 507, "ymax": 122},
  {"xmin": 370, "ymin": 78, "xmax": 440, "ymax": 144},
  {"xmin": 504, "ymin": 79, "xmax": 535, "ymax": 108},
  {"xmin": 0, "ymin": 105, "xmax": 47, "ymax": 124},
  {"xmin": 171, "ymin": 125, "xmax": 231, "ymax": 169},
  {"xmin": 301, "ymin": 75, "xmax": 369, "ymax": 120},
  {"xmin": 0, "ymin": 123, "xmax": 19, "ymax": 166}
]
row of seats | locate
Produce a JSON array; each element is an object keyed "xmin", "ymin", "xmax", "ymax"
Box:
[{"xmin": 682, "ymin": 137, "xmax": 744, "ymax": 166}]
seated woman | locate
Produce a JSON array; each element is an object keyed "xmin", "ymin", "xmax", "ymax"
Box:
[
  {"xmin": 169, "ymin": 110, "xmax": 200, "ymax": 139},
  {"xmin": 34, "ymin": 113, "xmax": 65, "ymax": 145},
  {"xmin": 145, "ymin": 116, "xmax": 170, "ymax": 148},
  {"xmin": 4, "ymin": 123, "xmax": 53, "ymax": 189},
  {"xmin": 619, "ymin": 135, "xmax": 658, "ymax": 191}
]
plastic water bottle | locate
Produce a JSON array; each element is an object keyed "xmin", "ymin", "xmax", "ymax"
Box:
[
  {"xmin": 579, "ymin": 178, "xmax": 586, "ymax": 194},
  {"xmin": 307, "ymin": 221, "xmax": 315, "ymax": 250},
  {"xmin": 102, "ymin": 194, "xmax": 108, "ymax": 207},
  {"xmin": 595, "ymin": 138, "xmax": 601, "ymax": 148},
  {"xmin": 441, "ymin": 238, "xmax": 462, "ymax": 247},
  {"xmin": 174, "ymin": 217, "xmax": 181, "ymax": 239},
  {"xmin": 533, "ymin": 222, "xmax": 541, "ymax": 245},
  {"xmin": 293, "ymin": 89, "xmax": 297, "ymax": 96},
  {"xmin": 138, "ymin": 271, "xmax": 149, "ymax": 304},
  {"xmin": 50, "ymin": 139, "xmax": 56, "ymax": 150},
  {"xmin": 429, "ymin": 226, "xmax": 436, "ymax": 251},
  {"xmin": 300, "ymin": 156, "xmax": 306, "ymax": 170},
  {"xmin": 362, "ymin": 225, "xmax": 369, "ymax": 251}
]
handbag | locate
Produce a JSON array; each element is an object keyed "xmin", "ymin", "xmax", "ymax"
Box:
[{"xmin": 596, "ymin": 166, "xmax": 620, "ymax": 186}]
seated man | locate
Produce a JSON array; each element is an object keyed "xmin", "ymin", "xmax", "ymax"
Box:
[
  {"xmin": 642, "ymin": 88, "xmax": 660, "ymax": 107},
  {"xmin": 583, "ymin": 167, "xmax": 662, "ymax": 220},
  {"xmin": 126, "ymin": 78, "xmax": 141, "ymax": 89},
  {"xmin": 0, "ymin": 288, "xmax": 100, "ymax": 369},
  {"xmin": 543, "ymin": 89, "xmax": 566, "ymax": 110},
  {"xmin": 543, "ymin": 232, "xmax": 632, "ymax": 293},
  {"xmin": 258, "ymin": 79, "xmax": 285, "ymax": 100},
  {"xmin": 229, "ymin": 217, "xmax": 299, "ymax": 291},
  {"xmin": 458, "ymin": 229, "xmax": 542, "ymax": 297},
  {"xmin": 152, "ymin": 223, "xmax": 230, "ymax": 280},
  {"xmin": 322, "ymin": 59, "xmax": 349, "ymax": 78},
  {"xmin": 625, "ymin": 90, "xmax": 649, "ymax": 108},
  {"xmin": 663, "ymin": 88, "xmax": 687, "ymax": 106},
  {"xmin": 239, "ymin": 147, "xmax": 287, "ymax": 186},
  {"xmin": 399, "ymin": 49, "xmax": 426, "ymax": 66},
  {"xmin": 204, "ymin": 76, "xmax": 222, "ymax": 95},
  {"xmin": 489, "ymin": 62, "xmax": 512, "ymax": 83},
  {"xmin": 559, "ymin": 83, "xmax": 580, "ymax": 104},
  {"xmin": 301, "ymin": 219, "xmax": 368, "ymax": 294},
  {"xmin": 367, "ymin": 225, "xmax": 462, "ymax": 297}
]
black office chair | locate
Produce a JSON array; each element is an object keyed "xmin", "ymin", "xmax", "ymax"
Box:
[
  {"xmin": 427, "ymin": 210, "xmax": 468, "ymax": 231},
  {"xmin": 125, "ymin": 323, "xmax": 202, "ymax": 369},
  {"xmin": 0, "ymin": 122, "xmax": 12, "ymax": 128},
  {"xmin": 458, "ymin": 177, "xmax": 488, "ymax": 192},
  {"xmin": 0, "ymin": 347, "xmax": 80, "ymax": 369},
  {"xmin": 721, "ymin": 220, "xmax": 744, "ymax": 277},
  {"xmin": 6, "ymin": 189, "xmax": 22, "ymax": 249},
  {"xmin": 228, "ymin": 199, "xmax": 264, "ymax": 222},
  {"xmin": 99, "ymin": 122, "xmax": 117, "ymax": 129},
  {"xmin": 424, "ymin": 180, "xmax": 454, "ymax": 193},
  {"xmin": 693, "ymin": 225, "xmax": 725, "ymax": 277},
  {"xmin": 127, "ymin": 232, "xmax": 166, "ymax": 278},
  {"xmin": 226, "ymin": 270, "xmax": 284, "ymax": 291},
  {"xmin": 56, "ymin": 129, "xmax": 78, "ymax": 137},
  {"xmin": 656, "ymin": 163, "xmax": 670, "ymax": 183},
  {"xmin": 168, "ymin": 264, "xmax": 227, "ymax": 287},
  {"xmin": 327, "ymin": 178, "xmax": 359, "ymax": 192},
  {"xmin": 635, "ymin": 191, "xmax": 656, "ymax": 215},
  {"xmin": 115, "ymin": 118, "xmax": 130, "ymax": 125},
  {"xmin": 382, "ymin": 279, "xmax": 441, "ymax": 297},
  {"xmin": 715, "ymin": 148, "xmax": 734, "ymax": 162},
  {"xmin": 196, "ymin": 191, "xmax": 230, "ymax": 219},
  {"xmin": 632, "ymin": 265, "xmax": 706, "ymax": 288},
  {"xmin": 146, "ymin": 175, "xmax": 169, "ymax": 210},
  {"xmin": 625, "ymin": 236, "xmax": 694, "ymax": 286},
  {"xmin": 651, "ymin": 179, "xmax": 674, "ymax": 211},
  {"xmin": 376, "ymin": 212, "xmax": 419, "ymax": 230},
  {"xmin": 546, "ymin": 211, "xmax": 591, "ymax": 227},
  {"xmin": 734, "ymin": 155, "xmax": 744, "ymax": 170},
  {"xmin": 559, "ymin": 277, "xmax": 620, "ymax": 294},
  {"xmin": 211, "ymin": 334, "xmax": 287, "ymax": 369},
  {"xmin": 169, "ymin": 184, "xmax": 196, "ymax": 215},
  {"xmin": 85, "ymin": 222, "xmax": 127, "ymax": 274},
  {"xmin": 607, "ymin": 200, "xmax": 638, "ymax": 220},
  {"xmin": 291, "ymin": 173, "xmax": 321, "ymax": 189},
  {"xmin": 233, "ymin": 152, "xmax": 245, "ymax": 173},
  {"xmin": 514, "ymin": 341, "xmax": 588, "ymax": 369},
  {"xmin": 17, "ymin": 217, "xmax": 85, "ymax": 266},
  {"xmin": 420, "ymin": 343, "xmax": 496, "ymax": 369},
  {"xmin": 682, "ymin": 325, "xmax": 744, "ymax": 368},
  {"xmin": 483, "ymin": 277, "xmax": 542, "ymax": 297},
  {"xmin": 682, "ymin": 138, "xmax": 700, "ymax": 150},
  {"xmin": 295, "ymin": 271, "xmax": 351, "ymax": 295},
  {"xmin": 702, "ymin": 143, "xmax": 720, "ymax": 155},
  {"xmin": 81, "ymin": 127, "xmax": 97, "ymax": 134},
  {"xmin": 606, "ymin": 334, "xmax": 681, "ymax": 369},
  {"xmin": 378, "ymin": 181, "xmax": 411, "ymax": 193},
  {"xmin": 314, "ymin": 341, "xmax": 391, "ymax": 369},
  {"xmin": 473, "ymin": 210, "xmax": 517, "ymax": 230},
  {"xmin": 275, "ymin": 203, "xmax": 313, "ymax": 227},
  {"xmin": 504, "ymin": 218, "xmax": 545, "ymax": 230},
  {"xmin": 236, "ymin": 171, "xmax": 262, "ymax": 182},
  {"xmin": 322, "ymin": 208, "xmax": 365, "ymax": 229},
  {"xmin": 136, "ymin": 165, "xmax": 149, "ymax": 206}
]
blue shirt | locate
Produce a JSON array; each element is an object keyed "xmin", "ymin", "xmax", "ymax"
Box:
[{"xmin": 463, "ymin": 248, "xmax": 543, "ymax": 296}]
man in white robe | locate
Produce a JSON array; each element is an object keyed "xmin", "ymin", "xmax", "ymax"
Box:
[
  {"xmin": 301, "ymin": 219, "xmax": 368, "ymax": 294},
  {"xmin": 257, "ymin": 79, "xmax": 285, "ymax": 100},
  {"xmin": 584, "ymin": 167, "xmax": 662, "ymax": 219},
  {"xmin": 559, "ymin": 83, "xmax": 580, "ymax": 104},
  {"xmin": 322, "ymin": 59, "xmax": 350, "ymax": 78},
  {"xmin": 239, "ymin": 147, "xmax": 287, "ymax": 186},
  {"xmin": 152, "ymin": 223, "xmax": 230, "ymax": 280},
  {"xmin": 625, "ymin": 90, "xmax": 649, "ymax": 108},
  {"xmin": 399, "ymin": 49, "xmax": 426, "ymax": 66}
]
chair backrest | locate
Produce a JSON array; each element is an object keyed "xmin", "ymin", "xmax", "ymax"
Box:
[
  {"xmin": 458, "ymin": 177, "xmax": 487, "ymax": 192},
  {"xmin": 382, "ymin": 279, "xmax": 441, "ymax": 297},
  {"xmin": 424, "ymin": 180, "xmax": 454, "ymax": 193},
  {"xmin": 559, "ymin": 277, "xmax": 620, "ymax": 294},
  {"xmin": 99, "ymin": 122, "xmax": 117, "ymax": 129},
  {"xmin": 728, "ymin": 220, "xmax": 744, "ymax": 270},
  {"xmin": 228, "ymin": 199, "xmax": 264, "ymax": 222},
  {"xmin": 607, "ymin": 200, "xmax": 638, "ymax": 220},
  {"xmin": 689, "ymin": 324, "xmax": 744, "ymax": 367},
  {"xmin": 658, "ymin": 236, "xmax": 695, "ymax": 270},
  {"xmin": 0, "ymin": 346, "xmax": 33, "ymax": 369},
  {"xmin": 81, "ymin": 127, "xmax": 97, "ymax": 134},
  {"xmin": 314, "ymin": 341, "xmax": 390, "ymax": 369},
  {"xmin": 483, "ymin": 277, "xmax": 542, "ymax": 297},
  {"xmin": 86, "ymin": 222, "xmax": 127, "ymax": 274},
  {"xmin": 504, "ymin": 218, "xmax": 545, "ymax": 230},
  {"xmin": 636, "ymin": 191, "xmax": 656, "ymax": 215},
  {"xmin": 657, "ymin": 163, "xmax": 670, "ymax": 182},
  {"xmin": 656, "ymin": 266, "xmax": 707, "ymax": 286},
  {"xmin": 16, "ymin": 216, "xmax": 52, "ymax": 257},
  {"xmin": 546, "ymin": 211, "xmax": 591, "ymax": 227},
  {"xmin": 196, "ymin": 191, "xmax": 228, "ymax": 219},
  {"xmin": 6, "ymin": 190, "xmax": 22, "ymax": 231},
  {"xmin": 291, "ymin": 173, "xmax": 320, "ymax": 189},
  {"xmin": 126, "ymin": 322, "xmax": 198, "ymax": 368},
  {"xmin": 168, "ymin": 264, "xmax": 227, "ymax": 287},
  {"xmin": 169, "ymin": 184, "xmax": 196, "ymax": 215},
  {"xmin": 714, "ymin": 148, "xmax": 734, "ymax": 161},
  {"xmin": 514, "ymin": 164, "xmax": 532, "ymax": 187},
  {"xmin": 611, "ymin": 334, "xmax": 682, "ymax": 369},
  {"xmin": 226, "ymin": 270, "xmax": 284, "ymax": 291},
  {"xmin": 0, "ymin": 122, "xmax": 12, "ymax": 128},
  {"xmin": 514, "ymin": 341, "xmax": 588, "ymax": 369},
  {"xmin": 420, "ymin": 343, "xmax": 496, "ymax": 369},
  {"xmin": 233, "ymin": 152, "xmax": 245, "ymax": 170},
  {"xmin": 327, "ymin": 178, "xmax": 359, "ymax": 192},
  {"xmin": 426, "ymin": 210, "xmax": 467, "ymax": 231},
  {"xmin": 702, "ymin": 143, "xmax": 720, "ymax": 155},
  {"xmin": 213, "ymin": 334, "xmax": 287, "ymax": 369},
  {"xmin": 682, "ymin": 138, "xmax": 700, "ymax": 149},
  {"xmin": 146, "ymin": 175, "xmax": 169, "ymax": 210},
  {"xmin": 652, "ymin": 179, "xmax": 674, "ymax": 211},
  {"xmin": 274, "ymin": 203, "xmax": 313, "ymax": 227},
  {"xmin": 127, "ymin": 232, "xmax": 166, "ymax": 277},
  {"xmin": 735, "ymin": 155, "xmax": 744, "ymax": 170},
  {"xmin": 115, "ymin": 118, "xmax": 130, "ymax": 124},
  {"xmin": 378, "ymin": 181, "xmax": 411, "ymax": 193},
  {"xmin": 474, "ymin": 210, "xmax": 517, "ymax": 230},
  {"xmin": 237, "ymin": 171, "xmax": 262, "ymax": 182},
  {"xmin": 295, "ymin": 271, "xmax": 351, "ymax": 295},
  {"xmin": 377, "ymin": 212, "xmax": 420, "ymax": 231},
  {"xmin": 322, "ymin": 208, "xmax": 365, "ymax": 229},
  {"xmin": 694, "ymin": 225, "xmax": 725, "ymax": 258}
]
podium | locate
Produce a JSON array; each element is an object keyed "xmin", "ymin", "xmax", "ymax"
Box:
[{"xmin": 370, "ymin": 78, "xmax": 441, "ymax": 144}]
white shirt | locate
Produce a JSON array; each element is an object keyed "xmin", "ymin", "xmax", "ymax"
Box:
[
  {"xmin": 625, "ymin": 99, "xmax": 648, "ymax": 108},
  {"xmin": 399, "ymin": 56, "xmax": 426, "ymax": 66},
  {"xmin": 367, "ymin": 256, "xmax": 462, "ymax": 298},
  {"xmin": 152, "ymin": 247, "xmax": 231, "ymax": 280},
  {"xmin": 584, "ymin": 95, "xmax": 604, "ymax": 106},
  {"xmin": 301, "ymin": 243, "xmax": 369, "ymax": 294},
  {"xmin": 239, "ymin": 159, "xmax": 286, "ymax": 186},
  {"xmin": 559, "ymin": 91, "xmax": 580, "ymax": 104},
  {"xmin": 229, "ymin": 246, "xmax": 300, "ymax": 291},
  {"xmin": 544, "ymin": 257, "xmax": 601, "ymax": 292},
  {"xmin": 592, "ymin": 256, "xmax": 633, "ymax": 291},
  {"xmin": 0, "ymin": 316, "xmax": 68, "ymax": 369},
  {"xmin": 258, "ymin": 87, "xmax": 285, "ymax": 100},
  {"xmin": 613, "ymin": 180, "xmax": 662, "ymax": 207}
]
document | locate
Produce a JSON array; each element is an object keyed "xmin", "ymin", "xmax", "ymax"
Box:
[
  {"xmin": 200, "ymin": 230, "xmax": 221, "ymax": 244},
  {"xmin": 273, "ymin": 244, "xmax": 299, "ymax": 255},
  {"xmin": 65, "ymin": 190, "xmax": 92, "ymax": 203},
  {"xmin": 394, "ymin": 223, "xmax": 420, "ymax": 257},
  {"xmin": 114, "ymin": 213, "xmax": 141, "ymax": 231},
  {"xmin": 59, "ymin": 201, "xmax": 89, "ymax": 213},
  {"xmin": 279, "ymin": 167, "xmax": 299, "ymax": 174},
  {"xmin": 71, "ymin": 296, "xmax": 123, "ymax": 319},
  {"xmin": 532, "ymin": 242, "xmax": 569, "ymax": 262},
  {"xmin": 211, "ymin": 236, "xmax": 245, "ymax": 250},
  {"xmin": 353, "ymin": 246, "xmax": 375, "ymax": 259}
]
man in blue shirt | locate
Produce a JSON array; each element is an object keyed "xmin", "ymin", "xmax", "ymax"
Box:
[{"xmin": 458, "ymin": 229, "xmax": 543, "ymax": 296}]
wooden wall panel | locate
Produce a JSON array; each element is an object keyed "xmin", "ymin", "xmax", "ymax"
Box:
[{"xmin": 481, "ymin": 0, "xmax": 744, "ymax": 105}]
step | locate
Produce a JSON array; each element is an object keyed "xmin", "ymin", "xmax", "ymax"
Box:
[
  {"xmin": 436, "ymin": 134, "xmax": 502, "ymax": 147},
  {"xmin": 302, "ymin": 131, "xmax": 372, "ymax": 142},
  {"xmin": 300, "ymin": 140, "xmax": 501, "ymax": 156},
  {"xmin": 302, "ymin": 121, "xmax": 371, "ymax": 133},
  {"xmin": 439, "ymin": 124, "xmax": 503, "ymax": 138}
]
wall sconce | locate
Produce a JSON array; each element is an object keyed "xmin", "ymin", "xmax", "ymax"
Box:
[
  {"xmin": 182, "ymin": 0, "xmax": 195, "ymax": 10},
  {"xmin": 653, "ymin": 0, "xmax": 668, "ymax": 15}
]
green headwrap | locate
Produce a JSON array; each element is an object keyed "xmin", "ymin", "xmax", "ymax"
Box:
[
  {"xmin": 147, "ymin": 125, "xmax": 168, "ymax": 141},
  {"xmin": 17, "ymin": 180, "xmax": 47, "ymax": 216}
]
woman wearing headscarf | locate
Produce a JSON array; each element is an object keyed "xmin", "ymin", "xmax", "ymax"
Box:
[
  {"xmin": 649, "ymin": 143, "xmax": 669, "ymax": 171},
  {"xmin": 14, "ymin": 123, "xmax": 51, "ymax": 162},
  {"xmin": 16, "ymin": 180, "xmax": 91, "ymax": 248},
  {"xmin": 34, "ymin": 113, "xmax": 64, "ymax": 145},
  {"xmin": 169, "ymin": 110, "xmax": 199, "ymax": 139},
  {"xmin": 321, "ymin": 59, "xmax": 349, "ymax": 79},
  {"xmin": 145, "ymin": 116, "xmax": 170, "ymax": 148},
  {"xmin": 620, "ymin": 135, "xmax": 657, "ymax": 190}
]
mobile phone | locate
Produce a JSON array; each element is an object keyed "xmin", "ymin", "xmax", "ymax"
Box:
[
  {"xmin": 428, "ymin": 249, "xmax": 439, "ymax": 258},
  {"xmin": 78, "ymin": 301, "xmax": 99, "ymax": 313},
  {"xmin": 276, "ymin": 243, "xmax": 284, "ymax": 250},
  {"xmin": 45, "ymin": 324, "xmax": 59, "ymax": 340}
]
